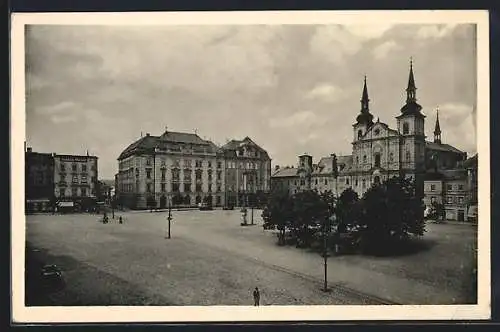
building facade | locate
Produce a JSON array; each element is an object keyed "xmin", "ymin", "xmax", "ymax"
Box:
[
  {"xmin": 115, "ymin": 131, "xmax": 271, "ymax": 209},
  {"xmin": 271, "ymin": 60, "xmax": 474, "ymax": 221},
  {"xmin": 53, "ymin": 154, "xmax": 99, "ymax": 209},
  {"xmin": 25, "ymin": 148, "xmax": 55, "ymax": 213}
]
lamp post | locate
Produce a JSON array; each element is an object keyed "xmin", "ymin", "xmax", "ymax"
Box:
[
  {"xmin": 152, "ymin": 146, "xmax": 159, "ymax": 212},
  {"xmin": 166, "ymin": 195, "xmax": 172, "ymax": 239}
]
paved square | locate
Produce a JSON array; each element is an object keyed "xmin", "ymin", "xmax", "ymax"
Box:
[{"xmin": 25, "ymin": 210, "xmax": 477, "ymax": 306}]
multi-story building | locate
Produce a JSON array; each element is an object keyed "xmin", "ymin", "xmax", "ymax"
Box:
[
  {"xmin": 25, "ymin": 147, "xmax": 55, "ymax": 213},
  {"xmin": 271, "ymin": 60, "xmax": 473, "ymax": 221},
  {"xmin": 53, "ymin": 153, "xmax": 99, "ymax": 209},
  {"xmin": 273, "ymin": 61, "xmax": 427, "ymax": 199},
  {"xmin": 115, "ymin": 130, "xmax": 271, "ymax": 209},
  {"xmin": 221, "ymin": 137, "xmax": 271, "ymax": 206}
]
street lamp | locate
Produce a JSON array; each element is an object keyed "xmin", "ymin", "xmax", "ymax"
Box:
[
  {"xmin": 153, "ymin": 146, "xmax": 159, "ymax": 212},
  {"xmin": 166, "ymin": 194, "xmax": 172, "ymax": 239}
]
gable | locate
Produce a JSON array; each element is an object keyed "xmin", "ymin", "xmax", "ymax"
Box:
[{"xmin": 361, "ymin": 122, "xmax": 398, "ymax": 140}]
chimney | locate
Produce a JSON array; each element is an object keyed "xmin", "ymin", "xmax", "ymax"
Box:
[
  {"xmin": 274, "ymin": 165, "xmax": 280, "ymax": 171},
  {"xmin": 146, "ymin": 133, "xmax": 150, "ymax": 137},
  {"xmin": 27, "ymin": 147, "xmax": 32, "ymax": 153}
]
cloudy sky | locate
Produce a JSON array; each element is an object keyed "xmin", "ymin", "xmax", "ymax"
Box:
[{"xmin": 25, "ymin": 23, "xmax": 477, "ymax": 179}]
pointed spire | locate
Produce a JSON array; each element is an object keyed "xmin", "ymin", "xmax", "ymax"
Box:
[
  {"xmin": 406, "ymin": 57, "xmax": 417, "ymax": 103},
  {"xmin": 434, "ymin": 107, "xmax": 442, "ymax": 144},
  {"xmin": 361, "ymin": 75, "xmax": 370, "ymax": 111}
]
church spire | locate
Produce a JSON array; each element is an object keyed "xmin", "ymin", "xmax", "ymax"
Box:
[
  {"xmin": 361, "ymin": 75, "xmax": 369, "ymax": 111},
  {"xmin": 406, "ymin": 57, "xmax": 417, "ymax": 103},
  {"xmin": 356, "ymin": 75, "xmax": 374, "ymax": 125},
  {"xmin": 434, "ymin": 107, "xmax": 442, "ymax": 144}
]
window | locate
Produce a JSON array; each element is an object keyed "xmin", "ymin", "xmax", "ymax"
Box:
[
  {"xmin": 356, "ymin": 156, "xmax": 359, "ymax": 164},
  {"xmin": 447, "ymin": 196, "xmax": 453, "ymax": 204},
  {"xmin": 430, "ymin": 184, "xmax": 436, "ymax": 191},
  {"xmin": 82, "ymin": 164, "xmax": 87, "ymax": 172},
  {"xmin": 363, "ymin": 155, "xmax": 367, "ymax": 163},
  {"xmin": 208, "ymin": 184, "xmax": 212, "ymax": 192},
  {"xmin": 431, "ymin": 196, "xmax": 436, "ymax": 203},
  {"xmin": 172, "ymin": 169, "xmax": 180, "ymax": 181},
  {"xmin": 315, "ymin": 179, "xmax": 318, "ymax": 185},
  {"xmin": 208, "ymin": 161, "xmax": 212, "ymax": 168},
  {"xmin": 406, "ymin": 151, "xmax": 411, "ymax": 162},
  {"xmin": 217, "ymin": 185, "xmax": 221, "ymax": 192},
  {"xmin": 216, "ymin": 196, "xmax": 221, "ymax": 205},
  {"xmin": 355, "ymin": 179, "xmax": 359, "ymax": 186},
  {"xmin": 184, "ymin": 170, "xmax": 191, "ymax": 181},
  {"xmin": 161, "ymin": 183, "xmax": 166, "ymax": 192},
  {"xmin": 72, "ymin": 175, "xmax": 78, "ymax": 183},
  {"xmin": 60, "ymin": 163, "xmax": 66, "ymax": 172},
  {"xmin": 72, "ymin": 188, "xmax": 78, "ymax": 196},
  {"xmin": 324, "ymin": 179, "xmax": 328, "ymax": 185},
  {"xmin": 294, "ymin": 180, "xmax": 297, "ymax": 186},
  {"xmin": 458, "ymin": 196, "xmax": 464, "ymax": 204},
  {"xmin": 217, "ymin": 161, "xmax": 222, "ymax": 169},
  {"xmin": 374, "ymin": 128, "xmax": 380, "ymax": 136},
  {"xmin": 196, "ymin": 183, "xmax": 202, "ymax": 192},
  {"xmin": 346, "ymin": 178, "xmax": 349, "ymax": 185},
  {"xmin": 374, "ymin": 154, "xmax": 381, "ymax": 167},
  {"xmin": 60, "ymin": 190, "xmax": 65, "ymax": 198},
  {"xmin": 146, "ymin": 158, "xmax": 152, "ymax": 166},
  {"xmin": 217, "ymin": 171, "xmax": 222, "ymax": 180},
  {"xmin": 81, "ymin": 188, "xmax": 87, "ymax": 197},
  {"xmin": 185, "ymin": 183, "xmax": 191, "ymax": 192},
  {"xmin": 172, "ymin": 183, "xmax": 180, "ymax": 192},
  {"xmin": 161, "ymin": 170, "xmax": 166, "ymax": 181},
  {"xmin": 146, "ymin": 169, "xmax": 152, "ymax": 179},
  {"xmin": 196, "ymin": 169, "xmax": 202, "ymax": 181},
  {"xmin": 72, "ymin": 164, "xmax": 77, "ymax": 172},
  {"xmin": 196, "ymin": 160, "xmax": 203, "ymax": 168},
  {"xmin": 358, "ymin": 130, "xmax": 363, "ymax": 139},
  {"xmin": 403, "ymin": 122, "xmax": 409, "ymax": 135},
  {"xmin": 300, "ymin": 180, "xmax": 305, "ymax": 186},
  {"xmin": 389, "ymin": 153, "xmax": 394, "ymax": 162},
  {"xmin": 447, "ymin": 184, "xmax": 452, "ymax": 191},
  {"xmin": 81, "ymin": 175, "xmax": 87, "ymax": 184},
  {"xmin": 208, "ymin": 170, "xmax": 213, "ymax": 182},
  {"xmin": 458, "ymin": 184, "xmax": 464, "ymax": 190}
]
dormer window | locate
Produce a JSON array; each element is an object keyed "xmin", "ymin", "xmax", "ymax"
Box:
[{"xmin": 374, "ymin": 128, "xmax": 380, "ymax": 136}]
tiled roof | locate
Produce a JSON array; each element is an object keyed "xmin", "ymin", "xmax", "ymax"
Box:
[
  {"xmin": 160, "ymin": 131, "xmax": 209, "ymax": 145},
  {"xmin": 222, "ymin": 136, "xmax": 270, "ymax": 159},
  {"xmin": 426, "ymin": 141, "xmax": 464, "ymax": 154},
  {"xmin": 272, "ymin": 167, "xmax": 298, "ymax": 178},
  {"xmin": 313, "ymin": 155, "xmax": 353, "ymax": 175},
  {"xmin": 441, "ymin": 169, "xmax": 467, "ymax": 181}
]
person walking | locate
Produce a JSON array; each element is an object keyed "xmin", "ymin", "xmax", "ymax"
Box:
[{"xmin": 253, "ymin": 287, "xmax": 260, "ymax": 306}]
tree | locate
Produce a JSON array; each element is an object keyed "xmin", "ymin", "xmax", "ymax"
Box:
[
  {"xmin": 291, "ymin": 190, "xmax": 330, "ymax": 248},
  {"xmin": 261, "ymin": 190, "xmax": 294, "ymax": 245},
  {"xmin": 357, "ymin": 176, "xmax": 426, "ymax": 254},
  {"xmin": 335, "ymin": 188, "xmax": 359, "ymax": 233}
]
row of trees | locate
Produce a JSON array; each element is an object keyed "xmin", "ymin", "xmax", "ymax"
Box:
[{"xmin": 262, "ymin": 176, "xmax": 426, "ymax": 255}]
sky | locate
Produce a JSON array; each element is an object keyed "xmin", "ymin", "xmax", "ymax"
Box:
[{"xmin": 25, "ymin": 24, "xmax": 477, "ymax": 180}]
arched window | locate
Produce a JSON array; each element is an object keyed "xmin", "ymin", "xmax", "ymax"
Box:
[
  {"xmin": 362, "ymin": 179, "xmax": 366, "ymax": 188},
  {"xmin": 374, "ymin": 176, "xmax": 380, "ymax": 185},
  {"xmin": 363, "ymin": 155, "xmax": 367, "ymax": 163},
  {"xmin": 406, "ymin": 151, "xmax": 411, "ymax": 162},
  {"xmin": 389, "ymin": 152, "xmax": 394, "ymax": 162},
  {"xmin": 403, "ymin": 122, "xmax": 409, "ymax": 135},
  {"xmin": 358, "ymin": 130, "xmax": 363, "ymax": 139},
  {"xmin": 374, "ymin": 153, "xmax": 381, "ymax": 167}
]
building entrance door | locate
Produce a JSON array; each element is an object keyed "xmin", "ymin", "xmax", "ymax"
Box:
[{"xmin": 458, "ymin": 210, "xmax": 465, "ymax": 222}]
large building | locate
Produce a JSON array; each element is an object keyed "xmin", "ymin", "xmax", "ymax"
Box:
[
  {"xmin": 53, "ymin": 153, "xmax": 99, "ymax": 209},
  {"xmin": 25, "ymin": 148, "xmax": 99, "ymax": 212},
  {"xmin": 271, "ymin": 60, "xmax": 473, "ymax": 221},
  {"xmin": 115, "ymin": 130, "xmax": 271, "ymax": 209},
  {"xmin": 25, "ymin": 147, "xmax": 55, "ymax": 213}
]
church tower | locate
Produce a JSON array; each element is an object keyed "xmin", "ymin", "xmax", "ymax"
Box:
[
  {"xmin": 353, "ymin": 76, "xmax": 374, "ymax": 142},
  {"xmin": 396, "ymin": 59, "xmax": 426, "ymax": 197},
  {"xmin": 434, "ymin": 107, "xmax": 442, "ymax": 144}
]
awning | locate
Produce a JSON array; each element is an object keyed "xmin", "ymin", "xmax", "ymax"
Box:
[
  {"xmin": 26, "ymin": 199, "xmax": 50, "ymax": 203},
  {"xmin": 59, "ymin": 202, "xmax": 74, "ymax": 207}
]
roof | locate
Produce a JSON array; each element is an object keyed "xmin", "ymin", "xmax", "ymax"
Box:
[
  {"xmin": 426, "ymin": 141, "xmax": 465, "ymax": 154},
  {"xmin": 221, "ymin": 136, "xmax": 270, "ymax": 159},
  {"xmin": 313, "ymin": 155, "xmax": 353, "ymax": 175},
  {"xmin": 272, "ymin": 167, "xmax": 298, "ymax": 178},
  {"xmin": 160, "ymin": 131, "xmax": 210, "ymax": 145},
  {"xmin": 424, "ymin": 168, "xmax": 467, "ymax": 181},
  {"xmin": 462, "ymin": 153, "xmax": 478, "ymax": 169}
]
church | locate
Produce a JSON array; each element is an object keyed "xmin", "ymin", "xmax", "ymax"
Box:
[{"xmin": 271, "ymin": 60, "xmax": 467, "ymax": 202}]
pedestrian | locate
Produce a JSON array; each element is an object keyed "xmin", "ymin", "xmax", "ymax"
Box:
[
  {"xmin": 253, "ymin": 287, "xmax": 260, "ymax": 306},
  {"xmin": 119, "ymin": 216, "xmax": 123, "ymax": 224}
]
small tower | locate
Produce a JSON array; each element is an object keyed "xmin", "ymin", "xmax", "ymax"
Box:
[
  {"xmin": 353, "ymin": 76, "xmax": 374, "ymax": 142},
  {"xmin": 298, "ymin": 154, "xmax": 313, "ymax": 190},
  {"xmin": 434, "ymin": 107, "xmax": 442, "ymax": 144}
]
